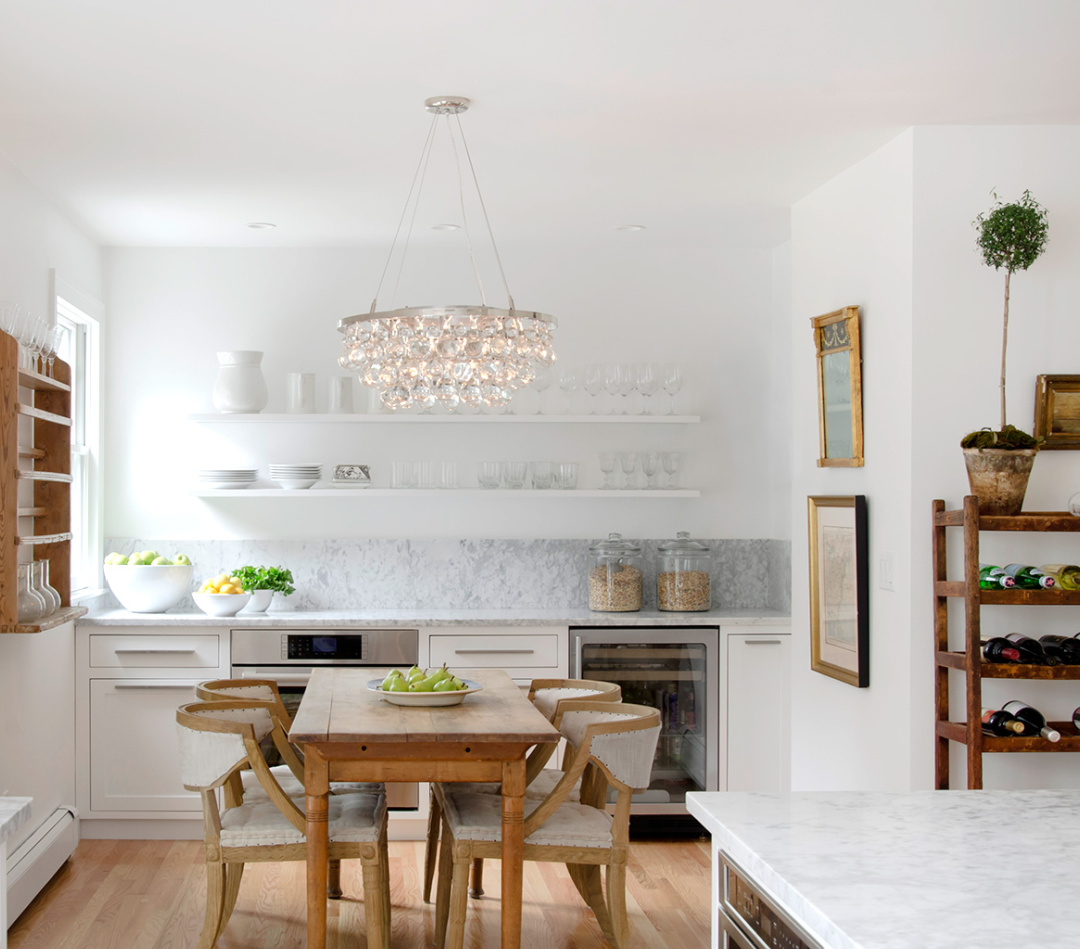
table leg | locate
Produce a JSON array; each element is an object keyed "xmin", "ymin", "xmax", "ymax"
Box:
[
  {"xmin": 501, "ymin": 757, "xmax": 526, "ymax": 949},
  {"xmin": 306, "ymin": 750, "xmax": 330, "ymax": 949}
]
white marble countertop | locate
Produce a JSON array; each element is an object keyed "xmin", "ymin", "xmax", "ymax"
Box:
[
  {"xmin": 78, "ymin": 607, "xmax": 790, "ymax": 627},
  {"xmin": 687, "ymin": 789, "xmax": 1080, "ymax": 949},
  {"xmin": 0, "ymin": 797, "xmax": 32, "ymax": 845}
]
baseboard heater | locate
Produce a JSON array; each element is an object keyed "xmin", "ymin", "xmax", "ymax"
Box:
[{"xmin": 6, "ymin": 805, "xmax": 79, "ymax": 924}]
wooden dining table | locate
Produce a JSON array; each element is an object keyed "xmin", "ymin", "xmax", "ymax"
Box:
[{"xmin": 289, "ymin": 667, "xmax": 560, "ymax": 949}]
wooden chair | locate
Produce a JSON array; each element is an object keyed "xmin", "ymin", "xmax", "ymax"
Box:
[
  {"xmin": 433, "ymin": 700, "xmax": 660, "ymax": 949},
  {"xmin": 176, "ymin": 699, "xmax": 391, "ymax": 949},
  {"xmin": 422, "ymin": 678, "xmax": 621, "ymax": 902}
]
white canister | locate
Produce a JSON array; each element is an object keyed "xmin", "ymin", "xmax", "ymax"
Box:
[
  {"xmin": 286, "ymin": 372, "xmax": 316, "ymax": 413},
  {"xmin": 212, "ymin": 351, "xmax": 269, "ymax": 414},
  {"xmin": 327, "ymin": 376, "xmax": 354, "ymax": 414}
]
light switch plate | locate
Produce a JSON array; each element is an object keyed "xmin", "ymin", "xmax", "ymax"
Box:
[{"xmin": 879, "ymin": 552, "xmax": 895, "ymax": 591}]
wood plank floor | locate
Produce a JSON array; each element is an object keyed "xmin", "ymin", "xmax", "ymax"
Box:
[{"xmin": 8, "ymin": 838, "xmax": 712, "ymax": 948}]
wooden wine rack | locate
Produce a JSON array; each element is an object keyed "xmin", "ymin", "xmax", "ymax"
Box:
[
  {"xmin": 0, "ymin": 328, "xmax": 87, "ymax": 632},
  {"xmin": 933, "ymin": 496, "xmax": 1080, "ymax": 789}
]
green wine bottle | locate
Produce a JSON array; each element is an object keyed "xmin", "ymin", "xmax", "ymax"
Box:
[
  {"xmin": 978, "ymin": 564, "xmax": 1015, "ymax": 590},
  {"xmin": 1001, "ymin": 564, "xmax": 1055, "ymax": 589}
]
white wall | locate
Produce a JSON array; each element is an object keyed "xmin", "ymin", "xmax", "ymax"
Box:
[
  {"xmin": 103, "ymin": 243, "xmax": 788, "ymax": 541},
  {"xmin": 789, "ymin": 129, "xmax": 915, "ymax": 790}
]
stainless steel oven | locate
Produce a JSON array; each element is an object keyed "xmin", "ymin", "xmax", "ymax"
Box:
[
  {"xmin": 230, "ymin": 628, "xmax": 420, "ymax": 808},
  {"xmin": 570, "ymin": 626, "xmax": 718, "ymax": 815}
]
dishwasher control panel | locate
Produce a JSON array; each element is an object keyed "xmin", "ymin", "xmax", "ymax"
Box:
[{"xmin": 721, "ymin": 854, "xmax": 820, "ymax": 949}]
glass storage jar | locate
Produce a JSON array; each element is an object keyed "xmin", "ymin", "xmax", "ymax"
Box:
[
  {"xmin": 657, "ymin": 531, "xmax": 712, "ymax": 611},
  {"xmin": 588, "ymin": 533, "xmax": 643, "ymax": 612}
]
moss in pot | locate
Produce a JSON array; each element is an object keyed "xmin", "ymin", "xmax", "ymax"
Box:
[
  {"xmin": 232, "ymin": 565, "xmax": 295, "ymax": 612},
  {"xmin": 962, "ymin": 190, "xmax": 1048, "ymax": 515}
]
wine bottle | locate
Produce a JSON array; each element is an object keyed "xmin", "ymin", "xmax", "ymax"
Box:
[
  {"xmin": 1001, "ymin": 700, "xmax": 1061, "ymax": 741},
  {"xmin": 1039, "ymin": 564, "xmax": 1080, "ymax": 591},
  {"xmin": 982, "ymin": 637, "xmax": 1022, "ymax": 663},
  {"xmin": 1038, "ymin": 634, "xmax": 1080, "ymax": 664},
  {"xmin": 1005, "ymin": 632, "xmax": 1063, "ymax": 666},
  {"xmin": 979, "ymin": 564, "xmax": 1016, "ymax": 589},
  {"xmin": 981, "ymin": 708, "xmax": 1027, "ymax": 736},
  {"xmin": 1001, "ymin": 564, "xmax": 1056, "ymax": 589}
]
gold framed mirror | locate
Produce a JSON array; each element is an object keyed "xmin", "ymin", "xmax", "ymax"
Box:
[{"xmin": 811, "ymin": 305, "xmax": 864, "ymax": 467}]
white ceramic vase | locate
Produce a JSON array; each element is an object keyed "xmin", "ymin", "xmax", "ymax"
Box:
[{"xmin": 213, "ymin": 351, "xmax": 268, "ymax": 414}]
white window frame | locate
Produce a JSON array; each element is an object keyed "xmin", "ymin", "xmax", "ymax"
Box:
[{"xmin": 52, "ymin": 272, "xmax": 103, "ymax": 600}]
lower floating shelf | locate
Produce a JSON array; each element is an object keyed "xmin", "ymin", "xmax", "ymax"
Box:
[{"xmin": 937, "ymin": 720, "xmax": 1080, "ymax": 751}]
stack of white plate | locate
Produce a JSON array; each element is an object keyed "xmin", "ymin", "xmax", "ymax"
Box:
[
  {"xmin": 197, "ymin": 468, "xmax": 258, "ymax": 490},
  {"xmin": 269, "ymin": 463, "xmax": 322, "ymax": 490}
]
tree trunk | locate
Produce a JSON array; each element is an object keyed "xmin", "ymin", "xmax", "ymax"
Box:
[{"xmin": 1000, "ymin": 268, "xmax": 1012, "ymax": 431}]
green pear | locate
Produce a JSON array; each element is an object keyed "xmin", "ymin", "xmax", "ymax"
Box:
[
  {"xmin": 388, "ymin": 677, "xmax": 409, "ymax": 692},
  {"xmin": 381, "ymin": 669, "xmax": 404, "ymax": 690},
  {"xmin": 433, "ymin": 678, "xmax": 457, "ymax": 692}
]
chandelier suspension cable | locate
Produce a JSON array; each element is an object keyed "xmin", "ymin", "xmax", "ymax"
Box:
[
  {"xmin": 371, "ymin": 111, "xmax": 441, "ymax": 314},
  {"xmin": 454, "ymin": 112, "xmax": 515, "ymax": 311},
  {"xmin": 446, "ymin": 113, "xmax": 487, "ymax": 307}
]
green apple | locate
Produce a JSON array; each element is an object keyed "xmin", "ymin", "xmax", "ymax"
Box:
[
  {"xmin": 113, "ymin": 554, "xmax": 129, "ymax": 565},
  {"xmin": 104, "ymin": 552, "xmax": 122, "ymax": 565},
  {"xmin": 128, "ymin": 554, "xmax": 147, "ymax": 565},
  {"xmin": 150, "ymin": 556, "xmax": 172, "ymax": 565},
  {"xmin": 173, "ymin": 554, "xmax": 191, "ymax": 566},
  {"xmin": 141, "ymin": 550, "xmax": 159, "ymax": 562}
]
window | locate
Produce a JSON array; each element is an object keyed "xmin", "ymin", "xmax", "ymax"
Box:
[{"xmin": 55, "ymin": 289, "xmax": 102, "ymax": 598}]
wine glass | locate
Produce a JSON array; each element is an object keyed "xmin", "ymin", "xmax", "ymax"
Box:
[
  {"xmin": 533, "ymin": 369, "xmax": 552, "ymax": 414},
  {"xmin": 636, "ymin": 363, "xmax": 660, "ymax": 415},
  {"xmin": 661, "ymin": 451, "xmax": 682, "ymax": 489},
  {"xmin": 558, "ymin": 366, "xmax": 579, "ymax": 414},
  {"xmin": 662, "ymin": 364, "xmax": 683, "ymax": 415},
  {"xmin": 640, "ymin": 450, "xmax": 660, "ymax": 488},
  {"xmin": 27, "ymin": 317, "xmax": 48, "ymax": 375},
  {"xmin": 619, "ymin": 451, "xmax": 638, "ymax": 489},
  {"xmin": 618, "ymin": 362, "xmax": 636, "ymax": 415},
  {"xmin": 583, "ymin": 363, "xmax": 604, "ymax": 414},
  {"xmin": 598, "ymin": 451, "xmax": 617, "ymax": 489},
  {"xmin": 603, "ymin": 363, "xmax": 622, "ymax": 415}
]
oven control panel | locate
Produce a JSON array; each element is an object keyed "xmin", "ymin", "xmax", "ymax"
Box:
[
  {"xmin": 721, "ymin": 855, "xmax": 820, "ymax": 949},
  {"xmin": 284, "ymin": 633, "xmax": 368, "ymax": 661}
]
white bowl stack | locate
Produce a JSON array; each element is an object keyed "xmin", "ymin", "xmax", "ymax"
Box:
[
  {"xmin": 197, "ymin": 468, "xmax": 258, "ymax": 490},
  {"xmin": 269, "ymin": 463, "xmax": 322, "ymax": 490}
]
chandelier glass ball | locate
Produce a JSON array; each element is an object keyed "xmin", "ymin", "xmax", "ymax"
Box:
[{"xmin": 338, "ymin": 306, "xmax": 556, "ymax": 411}]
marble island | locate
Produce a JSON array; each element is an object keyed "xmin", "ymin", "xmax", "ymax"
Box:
[{"xmin": 687, "ymin": 789, "xmax": 1078, "ymax": 949}]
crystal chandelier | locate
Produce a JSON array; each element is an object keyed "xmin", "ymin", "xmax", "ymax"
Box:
[{"xmin": 338, "ymin": 97, "xmax": 556, "ymax": 411}]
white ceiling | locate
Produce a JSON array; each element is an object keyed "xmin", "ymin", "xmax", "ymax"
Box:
[{"xmin": 1, "ymin": 0, "xmax": 1078, "ymax": 249}]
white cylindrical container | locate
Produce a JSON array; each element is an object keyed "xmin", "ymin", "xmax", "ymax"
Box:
[
  {"xmin": 212, "ymin": 351, "xmax": 269, "ymax": 414},
  {"xmin": 286, "ymin": 372, "xmax": 316, "ymax": 413},
  {"xmin": 327, "ymin": 376, "xmax": 354, "ymax": 414}
]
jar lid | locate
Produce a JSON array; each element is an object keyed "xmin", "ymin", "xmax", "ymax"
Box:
[
  {"xmin": 589, "ymin": 532, "xmax": 642, "ymax": 554},
  {"xmin": 657, "ymin": 530, "xmax": 710, "ymax": 553}
]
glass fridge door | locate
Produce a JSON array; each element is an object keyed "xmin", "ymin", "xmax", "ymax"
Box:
[{"xmin": 574, "ymin": 628, "xmax": 717, "ymax": 808}]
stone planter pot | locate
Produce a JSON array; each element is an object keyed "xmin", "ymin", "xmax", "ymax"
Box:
[{"xmin": 962, "ymin": 447, "xmax": 1038, "ymax": 516}]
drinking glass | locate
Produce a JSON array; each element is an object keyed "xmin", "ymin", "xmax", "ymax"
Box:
[
  {"xmin": 661, "ymin": 451, "xmax": 683, "ymax": 489},
  {"xmin": 26, "ymin": 317, "xmax": 47, "ymax": 375},
  {"xmin": 583, "ymin": 363, "xmax": 604, "ymax": 414},
  {"xmin": 477, "ymin": 462, "xmax": 501, "ymax": 489},
  {"xmin": 531, "ymin": 461, "xmax": 554, "ymax": 489},
  {"xmin": 391, "ymin": 462, "xmax": 417, "ymax": 488},
  {"xmin": 619, "ymin": 451, "xmax": 638, "ymax": 489},
  {"xmin": 438, "ymin": 461, "xmax": 458, "ymax": 488},
  {"xmin": 618, "ymin": 362, "xmax": 636, "ymax": 415},
  {"xmin": 555, "ymin": 462, "xmax": 579, "ymax": 490},
  {"xmin": 662, "ymin": 363, "xmax": 683, "ymax": 415},
  {"xmin": 598, "ymin": 451, "xmax": 617, "ymax": 489},
  {"xmin": 501, "ymin": 462, "xmax": 528, "ymax": 489},
  {"xmin": 636, "ymin": 363, "xmax": 660, "ymax": 415},
  {"xmin": 558, "ymin": 366, "xmax": 579, "ymax": 414},
  {"xmin": 640, "ymin": 450, "xmax": 660, "ymax": 488},
  {"xmin": 419, "ymin": 461, "xmax": 439, "ymax": 488},
  {"xmin": 43, "ymin": 325, "xmax": 66, "ymax": 377},
  {"xmin": 603, "ymin": 363, "xmax": 622, "ymax": 415},
  {"xmin": 533, "ymin": 369, "xmax": 552, "ymax": 414}
]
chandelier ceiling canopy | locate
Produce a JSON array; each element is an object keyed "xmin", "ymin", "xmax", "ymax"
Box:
[{"xmin": 338, "ymin": 96, "xmax": 557, "ymax": 411}]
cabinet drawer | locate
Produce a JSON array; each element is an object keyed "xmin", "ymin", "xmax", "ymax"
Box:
[
  {"xmin": 90, "ymin": 633, "xmax": 220, "ymax": 669},
  {"xmin": 429, "ymin": 633, "xmax": 560, "ymax": 669}
]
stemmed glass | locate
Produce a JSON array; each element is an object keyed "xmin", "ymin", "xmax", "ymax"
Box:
[
  {"xmin": 640, "ymin": 450, "xmax": 660, "ymax": 488},
  {"xmin": 598, "ymin": 451, "xmax": 617, "ymax": 489},
  {"xmin": 558, "ymin": 366, "xmax": 579, "ymax": 414},
  {"xmin": 26, "ymin": 318, "xmax": 47, "ymax": 375},
  {"xmin": 619, "ymin": 451, "xmax": 638, "ymax": 489},
  {"xmin": 533, "ymin": 369, "xmax": 552, "ymax": 414},
  {"xmin": 661, "ymin": 451, "xmax": 682, "ymax": 489},
  {"xmin": 618, "ymin": 362, "xmax": 636, "ymax": 415},
  {"xmin": 583, "ymin": 363, "xmax": 604, "ymax": 414},
  {"xmin": 636, "ymin": 363, "xmax": 660, "ymax": 415},
  {"xmin": 603, "ymin": 363, "xmax": 622, "ymax": 416},
  {"xmin": 662, "ymin": 364, "xmax": 683, "ymax": 415},
  {"xmin": 42, "ymin": 325, "xmax": 64, "ymax": 377}
]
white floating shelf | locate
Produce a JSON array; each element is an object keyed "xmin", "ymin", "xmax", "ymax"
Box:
[
  {"xmin": 191, "ymin": 488, "xmax": 700, "ymax": 499},
  {"xmin": 188, "ymin": 413, "xmax": 700, "ymax": 424}
]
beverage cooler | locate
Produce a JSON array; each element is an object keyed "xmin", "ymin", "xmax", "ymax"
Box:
[{"xmin": 570, "ymin": 626, "xmax": 718, "ymax": 815}]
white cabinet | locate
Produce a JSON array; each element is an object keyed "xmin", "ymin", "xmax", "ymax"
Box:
[
  {"xmin": 723, "ymin": 629, "xmax": 790, "ymax": 792},
  {"xmin": 76, "ymin": 626, "xmax": 230, "ymax": 833},
  {"xmin": 424, "ymin": 626, "xmax": 567, "ymax": 686}
]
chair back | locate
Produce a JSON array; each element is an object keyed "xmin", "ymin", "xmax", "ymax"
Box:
[
  {"xmin": 175, "ymin": 700, "xmax": 275, "ymax": 791},
  {"xmin": 528, "ymin": 678, "xmax": 620, "ymax": 721},
  {"xmin": 556, "ymin": 701, "xmax": 661, "ymax": 792},
  {"xmin": 196, "ymin": 678, "xmax": 294, "ymax": 727}
]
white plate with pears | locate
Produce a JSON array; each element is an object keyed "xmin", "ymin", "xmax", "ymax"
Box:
[{"xmin": 367, "ymin": 669, "xmax": 482, "ymax": 707}]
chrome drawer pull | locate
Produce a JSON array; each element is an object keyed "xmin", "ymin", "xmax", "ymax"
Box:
[
  {"xmin": 743, "ymin": 640, "xmax": 782, "ymax": 646},
  {"xmin": 453, "ymin": 648, "xmax": 535, "ymax": 655},
  {"xmin": 113, "ymin": 649, "xmax": 198, "ymax": 655},
  {"xmin": 112, "ymin": 683, "xmax": 195, "ymax": 690}
]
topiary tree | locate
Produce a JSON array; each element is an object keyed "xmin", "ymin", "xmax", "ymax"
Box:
[{"xmin": 961, "ymin": 190, "xmax": 1048, "ymax": 449}]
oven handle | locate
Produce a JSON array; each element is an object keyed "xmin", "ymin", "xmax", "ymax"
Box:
[{"xmin": 234, "ymin": 669, "xmax": 314, "ymax": 686}]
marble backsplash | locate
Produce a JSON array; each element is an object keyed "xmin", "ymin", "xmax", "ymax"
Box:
[{"xmin": 100, "ymin": 537, "xmax": 792, "ymax": 613}]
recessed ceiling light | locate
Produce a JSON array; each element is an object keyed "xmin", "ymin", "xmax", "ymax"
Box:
[
  {"xmin": 430, "ymin": 223, "xmax": 462, "ymax": 231},
  {"xmin": 246, "ymin": 222, "xmax": 277, "ymax": 229},
  {"xmin": 615, "ymin": 224, "xmax": 646, "ymax": 232}
]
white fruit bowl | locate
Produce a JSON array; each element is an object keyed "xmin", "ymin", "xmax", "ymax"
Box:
[
  {"xmin": 192, "ymin": 591, "xmax": 252, "ymax": 616},
  {"xmin": 105, "ymin": 564, "xmax": 194, "ymax": 613}
]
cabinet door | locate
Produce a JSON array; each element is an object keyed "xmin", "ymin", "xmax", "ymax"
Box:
[
  {"xmin": 726, "ymin": 633, "xmax": 790, "ymax": 792},
  {"xmin": 89, "ymin": 679, "xmax": 200, "ymax": 813}
]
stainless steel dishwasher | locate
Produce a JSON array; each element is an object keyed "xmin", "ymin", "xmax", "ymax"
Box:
[{"xmin": 230, "ymin": 627, "xmax": 420, "ymax": 808}]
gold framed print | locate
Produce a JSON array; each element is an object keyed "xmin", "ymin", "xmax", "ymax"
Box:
[
  {"xmin": 808, "ymin": 495, "xmax": 869, "ymax": 688},
  {"xmin": 811, "ymin": 305, "xmax": 864, "ymax": 467}
]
